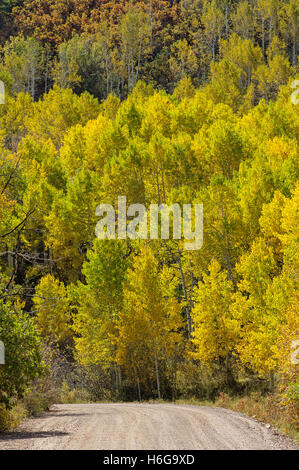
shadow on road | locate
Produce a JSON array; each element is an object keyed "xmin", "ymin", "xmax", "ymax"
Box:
[
  {"xmin": 46, "ymin": 413, "xmax": 89, "ymax": 418},
  {"xmin": 0, "ymin": 430, "xmax": 69, "ymax": 441}
]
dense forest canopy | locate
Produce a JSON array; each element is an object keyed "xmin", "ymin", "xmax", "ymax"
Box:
[
  {"xmin": 0, "ymin": 0, "xmax": 298, "ymax": 430},
  {"xmin": 0, "ymin": 0, "xmax": 297, "ymax": 99}
]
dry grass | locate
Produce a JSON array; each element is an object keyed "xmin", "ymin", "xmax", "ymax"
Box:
[
  {"xmin": 174, "ymin": 391, "xmax": 298, "ymax": 444},
  {"xmin": 214, "ymin": 392, "xmax": 299, "ymax": 443},
  {"xmin": 0, "ymin": 403, "xmax": 28, "ymax": 432}
]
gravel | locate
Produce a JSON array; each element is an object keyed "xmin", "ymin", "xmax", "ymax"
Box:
[{"xmin": 0, "ymin": 403, "xmax": 297, "ymax": 450}]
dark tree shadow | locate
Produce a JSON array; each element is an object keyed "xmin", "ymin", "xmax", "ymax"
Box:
[
  {"xmin": 0, "ymin": 430, "xmax": 69, "ymax": 441},
  {"xmin": 45, "ymin": 413, "xmax": 89, "ymax": 418}
]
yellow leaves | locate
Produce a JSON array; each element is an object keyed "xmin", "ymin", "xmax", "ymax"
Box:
[
  {"xmin": 279, "ymin": 183, "xmax": 299, "ymax": 280},
  {"xmin": 192, "ymin": 233, "xmax": 295, "ymax": 375},
  {"xmin": 236, "ymin": 238, "xmax": 277, "ymax": 302},
  {"xmin": 84, "ymin": 115, "xmax": 116, "ymax": 168},
  {"xmin": 120, "ymin": 7, "xmax": 152, "ymax": 78},
  {"xmin": 259, "ymin": 190, "xmax": 286, "ymax": 257},
  {"xmin": 0, "ymin": 92, "xmax": 33, "ymax": 150},
  {"xmin": 192, "ymin": 103, "xmax": 244, "ymax": 180},
  {"xmin": 25, "ymin": 85, "xmax": 100, "ymax": 148},
  {"xmin": 221, "ymin": 178, "xmax": 298, "ymax": 377},
  {"xmin": 140, "ymin": 93, "xmax": 174, "ymax": 141},
  {"xmin": 52, "ymin": 55, "xmax": 82, "ymax": 89},
  {"xmin": 60, "ymin": 124, "xmax": 87, "ymax": 177},
  {"xmin": 231, "ymin": 286, "xmax": 282, "ymax": 375},
  {"xmin": 116, "ymin": 245, "xmax": 184, "ymax": 376},
  {"xmin": 100, "ymin": 93, "xmax": 121, "ymax": 120},
  {"xmin": 71, "ymin": 239, "xmax": 128, "ymax": 367},
  {"xmin": 259, "ymin": 136, "xmax": 299, "ymax": 194},
  {"xmin": 73, "ymin": 302, "xmax": 114, "ymax": 367},
  {"xmin": 169, "ymin": 40, "xmax": 198, "ymax": 82},
  {"xmin": 33, "ymin": 274, "xmax": 72, "ymax": 347},
  {"xmin": 173, "ymin": 76, "xmax": 196, "ymax": 102},
  {"xmin": 0, "ymin": 189, "xmax": 18, "ymax": 245},
  {"xmin": 236, "ymin": 327, "xmax": 280, "ymax": 375},
  {"xmin": 254, "ymin": 53, "xmax": 292, "ymax": 102},
  {"xmin": 0, "ymin": 192, "xmax": 14, "ymax": 222},
  {"xmin": 171, "ymin": 89, "xmax": 213, "ymax": 136},
  {"xmin": 259, "ymin": 182, "xmax": 299, "ymax": 276},
  {"xmin": 61, "ymin": 113, "xmax": 116, "ymax": 177},
  {"xmin": 207, "ymin": 34, "xmax": 262, "ymax": 110},
  {"xmin": 192, "ymin": 259, "xmax": 237, "ymax": 364},
  {"xmin": 277, "ymin": 294, "xmax": 299, "ymax": 375}
]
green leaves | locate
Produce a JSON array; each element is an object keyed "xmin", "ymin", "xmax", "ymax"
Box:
[{"xmin": 0, "ymin": 299, "xmax": 44, "ymax": 407}]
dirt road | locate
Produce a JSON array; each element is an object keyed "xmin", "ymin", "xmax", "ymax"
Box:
[{"xmin": 0, "ymin": 403, "xmax": 297, "ymax": 450}]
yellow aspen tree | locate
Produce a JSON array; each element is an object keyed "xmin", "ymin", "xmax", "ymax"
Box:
[
  {"xmin": 116, "ymin": 244, "xmax": 183, "ymax": 399},
  {"xmin": 33, "ymin": 274, "xmax": 72, "ymax": 348},
  {"xmin": 192, "ymin": 259, "xmax": 238, "ymax": 388}
]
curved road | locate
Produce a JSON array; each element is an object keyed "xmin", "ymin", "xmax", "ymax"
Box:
[{"xmin": 0, "ymin": 403, "xmax": 297, "ymax": 450}]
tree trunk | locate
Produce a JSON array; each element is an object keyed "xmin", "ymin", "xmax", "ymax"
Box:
[
  {"xmin": 225, "ymin": 353, "xmax": 237, "ymax": 391},
  {"xmin": 262, "ymin": 19, "xmax": 265, "ymax": 61},
  {"xmin": 292, "ymin": 35, "xmax": 296, "ymax": 67},
  {"xmin": 269, "ymin": 371, "xmax": 275, "ymax": 391},
  {"xmin": 154, "ymin": 343, "xmax": 161, "ymax": 399},
  {"xmin": 177, "ymin": 250, "xmax": 192, "ymax": 339},
  {"xmin": 136, "ymin": 375, "xmax": 141, "ymax": 402}
]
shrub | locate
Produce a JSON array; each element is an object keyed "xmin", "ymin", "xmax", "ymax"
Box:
[
  {"xmin": 0, "ymin": 403, "xmax": 27, "ymax": 432},
  {"xmin": 0, "ymin": 299, "xmax": 45, "ymax": 407},
  {"xmin": 59, "ymin": 381, "xmax": 90, "ymax": 404}
]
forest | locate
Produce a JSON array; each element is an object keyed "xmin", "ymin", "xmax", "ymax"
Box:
[{"xmin": 0, "ymin": 0, "xmax": 298, "ymax": 437}]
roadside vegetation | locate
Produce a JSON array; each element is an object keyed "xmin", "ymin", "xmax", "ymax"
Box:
[{"xmin": 174, "ymin": 392, "xmax": 299, "ymax": 443}]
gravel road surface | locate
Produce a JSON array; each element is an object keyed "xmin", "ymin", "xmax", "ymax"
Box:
[{"xmin": 0, "ymin": 403, "xmax": 297, "ymax": 450}]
